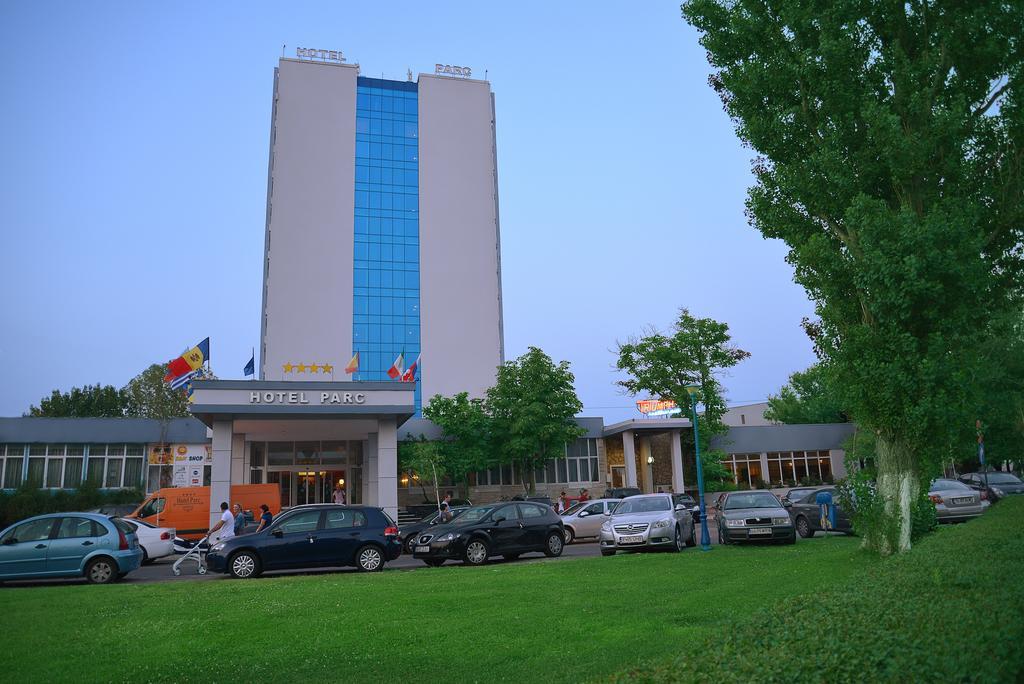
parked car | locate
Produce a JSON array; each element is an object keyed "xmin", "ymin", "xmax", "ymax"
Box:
[
  {"xmin": 929, "ymin": 479, "xmax": 988, "ymax": 522},
  {"xmin": 511, "ymin": 495, "xmax": 555, "ymax": 508},
  {"xmin": 115, "ymin": 517, "xmax": 176, "ymax": 563},
  {"xmin": 86, "ymin": 504, "xmax": 142, "ymax": 518},
  {"xmin": 205, "ymin": 504, "xmax": 402, "ymax": 578},
  {"xmin": 401, "ymin": 507, "xmax": 469, "ymax": 553},
  {"xmin": 412, "ymin": 501, "xmax": 564, "ymax": 567},
  {"xmin": 602, "ymin": 487, "xmax": 642, "ymax": 499},
  {"xmin": 561, "ymin": 498, "xmax": 618, "ymax": 543},
  {"xmin": 958, "ymin": 471, "xmax": 1024, "ymax": 501},
  {"xmin": 599, "ymin": 494, "xmax": 695, "ymax": 556},
  {"xmin": 0, "ymin": 513, "xmax": 142, "ymax": 584},
  {"xmin": 781, "ymin": 487, "xmax": 817, "ymax": 505},
  {"xmin": 717, "ymin": 491, "xmax": 796, "ymax": 544},
  {"xmin": 788, "ymin": 486, "xmax": 852, "ymax": 537},
  {"xmin": 672, "ymin": 493, "xmax": 701, "ymax": 523}
]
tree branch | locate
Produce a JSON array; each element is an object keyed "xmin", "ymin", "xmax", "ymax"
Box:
[{"xmin": 973, "ymin": 81, "xmax": 1010, "ymax": 118}]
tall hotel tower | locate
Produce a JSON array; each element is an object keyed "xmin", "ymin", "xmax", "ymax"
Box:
[{"xmin": 259, "ymin": 58, "xmax": 504, "ymax": 410}]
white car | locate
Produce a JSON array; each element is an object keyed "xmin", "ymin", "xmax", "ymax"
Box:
[{"xmin": 116, "ymin": 517, "xmax": 176, "ymax": 564}]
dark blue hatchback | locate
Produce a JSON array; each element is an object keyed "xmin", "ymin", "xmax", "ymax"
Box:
[{"xmin": 205, "ymin": 504, "xmax": 402, "ymax": 578}]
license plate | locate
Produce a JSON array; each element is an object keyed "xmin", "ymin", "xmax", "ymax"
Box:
[
  {"xmin": 415, "ymin": 545, "xmax": 430, "ymax": 553},
  {"xmin": 619, "ymin": 535, "xmax": 644, "ymax": 544},
  {"xmin": 952, "ymin": 497, "xmax": 973, "ymax": 504},
  {"xmin": 749, "ymin": 527, "xmax": 771, "ymax": 535}
]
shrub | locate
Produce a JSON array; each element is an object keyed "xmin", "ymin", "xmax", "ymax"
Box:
[
  {"xmin": 0, "ymin": 483, "xmax": 145, "ymax": 529},
  {"xmin": 613, "ymin": 498, "xmax": 1024, "ymax": 682}
]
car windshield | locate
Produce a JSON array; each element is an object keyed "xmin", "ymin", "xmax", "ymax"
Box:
[
  {"xmin": 725, "ymin": 492, "xmax": 781, "ymax": 510},
  {"xmin": 562, "ymin": 502, "xmax": 585, "ymax": 516},
  {"xmin": 614, "ymin": 497, "xmax": 671, "ymax": 514},
  {"xmin": 787, "ymin": 489, "xmax": 812, "ymax": 500},
  {"xmin": 931, "ymin": 479, "xmax": 970, "ymax": 491},
  {"xmin": 451, "ymin": 505, "xmax": 497, "ymax": 524},
  {"xmin": 983, "ymin": 473, "xmax": 1022, "ymax": 485}
]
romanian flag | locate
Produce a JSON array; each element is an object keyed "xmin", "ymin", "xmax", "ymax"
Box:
[
  {"xmin": 401, "ymin": 355, "xmax": 420, "ymax": 382},
  {"xmin": 344, "ymin": 352, "xmax": 359, "ymax": 374},
  {"xmin": 164, "ymin": 337, "xmax": 210, "ymax": 382},
  {"xmin": 386, "ymin": 351, "xmax": 404, "ymax": 379}
]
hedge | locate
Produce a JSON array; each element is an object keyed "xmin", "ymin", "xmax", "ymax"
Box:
[
  {"xmin": 613, "ymin": 497, "xmax": 1024, "ymax": 683},
  {"xmin": 0, "ymin": 483, "xmax": 144, "ymax": 529}
]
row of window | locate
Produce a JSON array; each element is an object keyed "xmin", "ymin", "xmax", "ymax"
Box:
[
  {"xmin": 357, "ymin": 84, "xmax": 418, "ymax": 97},
  {"xmin": 356, "ymin": 118, "xmax": 418, "ymax": 139},
  {"xmin": 355, "ymin": 190, "xmax": 418, "ymax": 211},
  {"xmin": 356, "ymin": 242, "xmax": 419, "ymax": 263},
  {"xmin": 356, "ymin": 165, "xmax": 418, "ymax": 186},
  {"xmin": 356, "ymin": 93, "xmax": 418, "ymax": 114},
  {"xmin": 252, "ymin": 441, "xmax": 366, "ymax": 468},
  {"xmin": 354, "ymin": 269, "xmax": 419, "ymax": 291},
  {"xmin": 471, "ymin": 439, "xmax": 603, "ymax": 488},
  {"xmin": 723, "ymin": 450, "xmax": 834, "ymax": 488},
  {"xmin": 355, "ymin": 218, "xmax": 419, "ymax": 238},
  {"xmin": 0, "ymin": 444, "xmax": 147, "ymax": 490},
  {"xmin": 354, "ymin": 143, "xmax": 418, "ymax": 165}
]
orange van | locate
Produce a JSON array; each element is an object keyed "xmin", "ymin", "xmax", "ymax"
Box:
[{"xmin": 128, "ymin": 484, "xmax": 281, "ymax": 540}]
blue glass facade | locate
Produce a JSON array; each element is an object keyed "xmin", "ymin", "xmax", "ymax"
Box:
[{"xmin": 353, "ymin": 77, "xmax": 421, "ymax": 411}]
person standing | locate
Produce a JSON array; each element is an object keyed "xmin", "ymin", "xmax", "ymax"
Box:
[
  {"xmin": 579, "ymin": 488, "xmax": 590, "ymax": 503},
  {"xmin": 557, "ymin": 491, "xmax": 568, "ymax": 514},
  {"xmin": 333, "ymin": 483, "xmax": 347, "ymax": 505},
  {"xmin": 232, "ymin": 503, "xmax": 245, "ymax": 536},
  {"xmin": 207, "ymin": 502, "xmax": 235, "ymax": 543},
  {"xmin": 255, "ymin": 504, "xmax": 273, "ymax": 532},
  {"xmin": 439, "ymin": 491, "xmax": 454, "ymax": 522}
]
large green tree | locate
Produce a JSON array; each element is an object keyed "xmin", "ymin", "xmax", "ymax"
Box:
[
  {"xmin": 123, "ymin": 364, "xmax": 191, "ymax": 420},
  {"xmin": 486, "ymin": 347, "xmax": 584, "ymax": 494},
  {"xmin": 683, "ymin": 1, "xmax": 1024, "ymax": 552},
  {"xmin": 27, "ymin": 384, "xmax": 127, "ymax": 417},
  {"xmin": 421, "ymin": 392, "xmax": 494, "ymax": 500},
  {"xmin": 616, "ymin": 308, "xmax": 750, "ymax": 483},
  {"xmin": 764, "ymin": 363, "xmax": 847, "ymax": 425}
]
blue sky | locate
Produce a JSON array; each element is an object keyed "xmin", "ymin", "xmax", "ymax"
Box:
[{"xmin": 0, "ymin": 1, "xmax": 817, "ymax": 421}]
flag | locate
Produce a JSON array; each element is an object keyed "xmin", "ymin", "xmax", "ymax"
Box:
[
  {"xmin": 243, "ymin": 351, "xmax": 255, "ymax": 377},
  {"xmin": 170, "ymin": 369, "xmax": 199, "ymax": 391},
  {"xmin": 165, "ymin": 337, "xmax": 210, "ymax": 382},
  {"xmin": 344, "ymin": 351, "xmax": 359, "ymax": 374},
  {"xmin": 401, "ymin": 355, "xmax": 420, "ymax": 382},
  {"xmin": 386, "ymin": 351, "xmax": 405, "ymax": 379}
]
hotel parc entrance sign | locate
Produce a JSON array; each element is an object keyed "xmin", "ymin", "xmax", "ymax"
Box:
[
  {"xmin": 249, "ymin": 390, "xmax": 366, "ymax": 405},
  {"xmin": 296, "ymin": 47, "xmax": 346, "ymax": 63}
]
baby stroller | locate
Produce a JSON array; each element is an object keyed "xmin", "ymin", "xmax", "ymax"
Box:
[{"xmin": 172, "ymin": 533, "xmax": 212, "ymax": 576}]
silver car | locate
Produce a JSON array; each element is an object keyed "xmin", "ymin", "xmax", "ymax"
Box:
[
  {"xmin": 598, "ymin": 494, "xmax": 695, "ymax": 555},
  {"xmin": 717, "ymin": 491, "xmax": 796, "ymax": 544},
  {"xmin": 929, "ymin": 478, "xmax": 988, "ymax": 522},
  {"xmin": 561, "ymin": 499, "xmax": 619, "ymax": 543}
]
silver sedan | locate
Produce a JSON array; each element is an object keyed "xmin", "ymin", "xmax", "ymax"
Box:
[
  {"xmin": 929, "ymin": 479, "xmax": 988, "ymax": 522},
  {"xmin": 598, "ymin": 494, "xmax": 695, "ymax": 555},
  {"xmin": 561, "ymin": 499, "xmax": 618, "ymax": 543}
]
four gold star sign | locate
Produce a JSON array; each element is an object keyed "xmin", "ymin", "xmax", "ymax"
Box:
[{"xmin": 282, "ymin": 362, "xmax": 336, "ymax": 374}]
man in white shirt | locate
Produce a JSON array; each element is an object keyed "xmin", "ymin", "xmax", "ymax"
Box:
[{"xmin": 207, "ymin": 501, "xmax": 235, "ymax": 543}]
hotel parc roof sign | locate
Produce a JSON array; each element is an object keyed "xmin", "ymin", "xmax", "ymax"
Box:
[
  {"xmin": 296, "ymin": 47, "xmax": 346, "ymax": 63},
  {"xmin": 636, "ymin": 399, "xmax": 682, "ymax": 417}
]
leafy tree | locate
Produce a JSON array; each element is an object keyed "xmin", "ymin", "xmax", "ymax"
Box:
[
  {"xmin": 27, "ymin": 384, "xmax": 127, "ymax": 417},
  {"xmin": 398, "ymin": 436, "xmax": 448, "ymax": 504},
  {"xmin": 486, "ymin": 347, "xmax": 584, "ymax": 494},
  {"xmin": 422, "ymin": 392, "xmax": 494, "ymax": 500},
  {"xmin": 616, "ymin": 308, "xmax": 750, "ymax": 484},
  {"xmin": 683, "ymin": 1, "xmax": 1024, "ymax": 553},
  {"xmin": 123, "ymin": 364, "xmax": 191, "ymax": 420},
  {"xmin": 764, "ymin": 363, "xmax": 847, "ymax": 424}
]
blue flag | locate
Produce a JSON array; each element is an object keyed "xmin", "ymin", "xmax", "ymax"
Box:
[{"xmin": 243, "ymin": 352, "xmax": 255, "ymax": 377}]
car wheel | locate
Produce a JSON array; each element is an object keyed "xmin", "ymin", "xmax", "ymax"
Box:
[
  {"xmin": 796, "ymin": 516, "xmax": 814, "ymax": 538},
  {"xmin": 564, "ymin": 527, "xmax": 575, "ymax": 544},
  {"xmin": 502, "ymin": 554, "xmax": 520, "ymax": 561},
  {"xmin": 229, "ymin": 551, "xmax": 261, "ymax": 579},
  {"xmin": 600, "ymin": 548, "xmax": 616, "ymax": 557},
  {"xmin": 356, "ymin": 544, "xmax": 384, "ymax": 572},
  {"xmin": 718, "ymin": 526, "xmax": 729, "ymax": 545},
  {"xmin": 141, "ymin": 548, "xmax": 151, "ymax": 565},
  {"xmin": 404, "ymin": 535, "xmax": 417, "ymax": 553},
  {"xmin": 85, "ymin": 557, "xmax": 118, "ymax": 584},
  {"xmin": 672, "ymin": 526, "xmax": 684, "ymax": 552},
  {"xmin": 463, "ymin": 538, "xmax": 489, "ymax": 566},
  {"xmin": 424, "ymin": 559, "xmax": 445, "ymax": 567},
  {"xmin": 544, "ymin": 532, "xmax": 564, "ymax": 557},
  {"xmin": 686, "ymin": 524, "xmax": 697, "ymax": 547}
]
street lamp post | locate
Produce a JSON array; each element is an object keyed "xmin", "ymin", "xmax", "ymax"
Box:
[{"xmin": 685, "ymin": 384, "xmax": 712, "ymax": 551}]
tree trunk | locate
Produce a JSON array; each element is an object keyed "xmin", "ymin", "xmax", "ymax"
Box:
[
  {"xmin": 875, "ymin": 434, "xmax": 918, "ymax": 554},
  {"xmin": 523, "ymin": 459, "xmax": 537, "ymax": 495}
]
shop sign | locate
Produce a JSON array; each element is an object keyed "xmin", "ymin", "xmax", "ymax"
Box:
[
  {"xmin": 435, "ymin": 64, "xmax": 471, "ymax": 78},
  {"xmin": 636, "ymin": 399, "xmax": 682, "ymax": 417}
]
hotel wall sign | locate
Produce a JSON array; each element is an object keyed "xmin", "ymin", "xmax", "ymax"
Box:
[
  {"xmin": 435, "ymin": 64, "xmax": 472, "ymax": 78},
  {"xmin": 250, "ymin": 391, "xmax": 366, "ymax": 405},
  {"xmin": 297, "ymin": 47, "xmax": 346, "ymax": 63}
]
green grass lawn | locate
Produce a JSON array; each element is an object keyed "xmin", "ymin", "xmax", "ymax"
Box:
[{"xmin": 0, "ymin": 536, "xmax": 873, "ymax": 682}]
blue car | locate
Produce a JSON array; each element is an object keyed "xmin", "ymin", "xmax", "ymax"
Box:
[
  {"xmin": 206, "ymin": 504, "xmax": 403, "ymax": 578},
  {"xmin": 0, "ymin": 513, "xmax": 143, "ymax": 584}
]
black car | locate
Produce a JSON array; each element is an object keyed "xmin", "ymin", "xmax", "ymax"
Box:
[
  {"xmin": 412, "ymin": 501, "xmax": 565, "ymax": 567},
  {"xmin": 672, "ymin": 493, "xmax": 700, "ymax": 523},
  {"xmin": 788, "ymin": 486, "xmax": 852, "ymax": 537},
  {"xmin": 959, "ymin": 471, "xmax": 1024, "ymax": 501},
  {"xmin": 602, "ymin": 487, "xmax": 642, "ymax": 499},
  {"xmin": 205, "ymin": 504, "xmax": 402, "ymax": 578},
  {"xmin": 401, "ymin": 507, "xmax": 469, "ymax": 553}
]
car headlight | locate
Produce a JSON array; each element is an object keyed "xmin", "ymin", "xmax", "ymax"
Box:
[
  {"xmin": 436, "ymin": 532, "xmax": 457, "ymax": 542},
  {"xmin": 992, "ymin": 487, "xmax": 1005, "ymax": 496},
  {"xmin": 653, "ymin": 519, "xmax": 671, "ymax": 529},
  {"xmin": 210, "ymin": 543, "xmax": 225, "ymax": 552},
  {"xmin": 600, "ymin": 521, "xmax": 611, "ymax": 532},
  {"xmin": 772, "ymin": 517, "xmax": 790, "ymax": 525},
  {"xmin": 725, "ymin": 519, "xmax": 746, "ymax": 528}
]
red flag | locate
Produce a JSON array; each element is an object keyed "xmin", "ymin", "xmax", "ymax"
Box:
[
  {"xmin": 401, "ymin": 355, "xmax": 420, "ymax": 382},
  {"xmin": 386, "ymin": 352, "xmax": 404, "ymax": 379}
]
